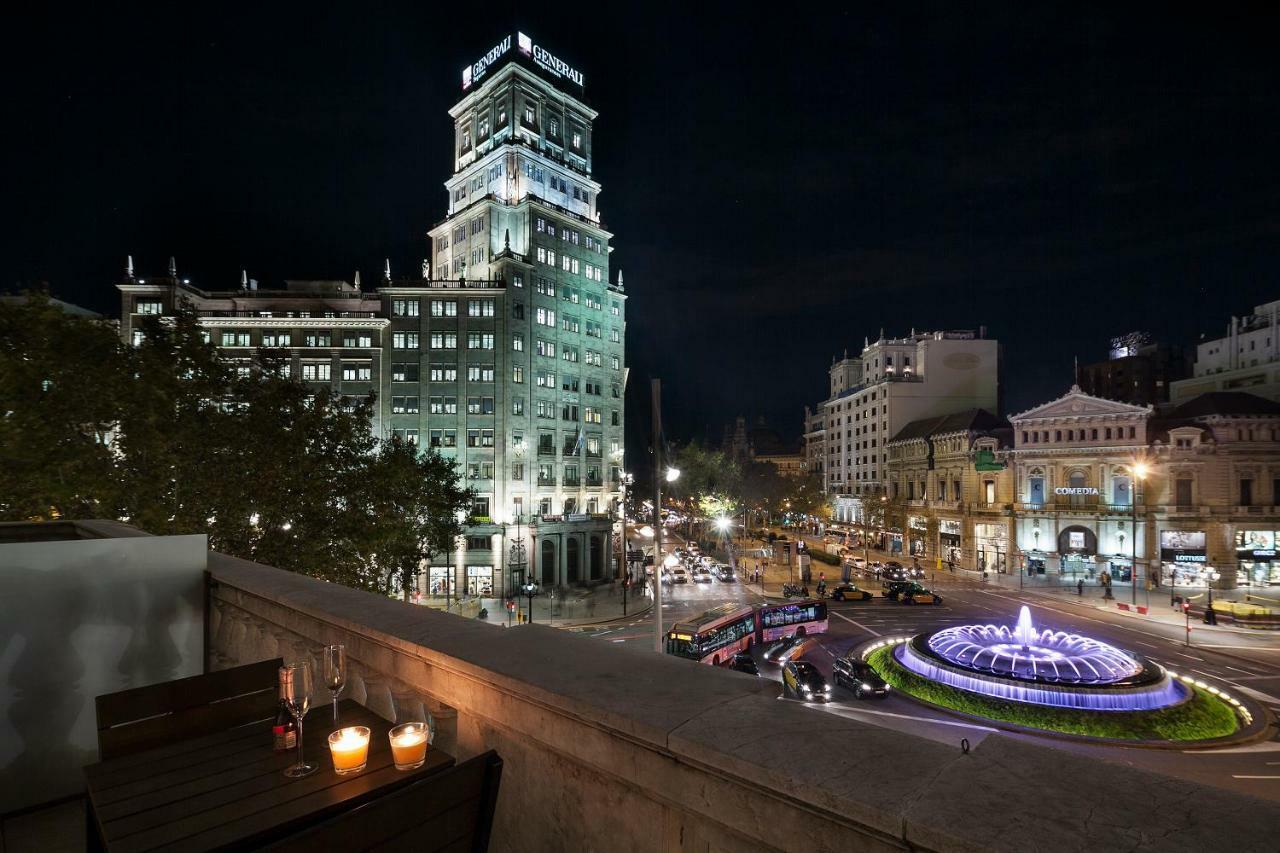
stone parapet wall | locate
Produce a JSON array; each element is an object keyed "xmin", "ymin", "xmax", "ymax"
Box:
[{"xmin": 208, "ymin": 551, "xmax": 1280, "ymax": 853}]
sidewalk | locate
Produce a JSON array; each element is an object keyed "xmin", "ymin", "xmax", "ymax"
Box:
[
  {"xmin": 984, "ymin": 573, "xmax": 1279, "ymax": 636},
  {"xmin": 416, "ymin": 581, "xmax": 653, "ymax": 628}
]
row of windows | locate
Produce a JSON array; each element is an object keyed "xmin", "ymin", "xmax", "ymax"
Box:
[
  {"xmin": 216, "ymin": 331, "xmax": 376, "ymax": 349},
  {"xmin": 1020, "ymin": 426, "xmax": 1137, "ymax": 444}
]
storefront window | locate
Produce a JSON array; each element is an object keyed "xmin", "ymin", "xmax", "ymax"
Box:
[
  {"xmin": 1236, "ymin": 530, "xmax": 1278, "ymax": 586},
  {"xmin": 428, "ymin": 566, "xmax": 455, "ymax": 598},
  {"xmin": 466, "ymin": 565, "xmax": 494, "ymax": 596}
]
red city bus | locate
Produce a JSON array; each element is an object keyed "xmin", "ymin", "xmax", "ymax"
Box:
[
  {"xmin": 665, "ymin": 604, "xmax": 756, "ymax": 665},
  {"xmin": 756, "ymin": 600, "xmax": 829, "ymax": 643}
]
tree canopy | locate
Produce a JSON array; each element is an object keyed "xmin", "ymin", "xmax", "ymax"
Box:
[{"xmin": 0, "ymin": 292, "xmax": 471, "ymax": 596}]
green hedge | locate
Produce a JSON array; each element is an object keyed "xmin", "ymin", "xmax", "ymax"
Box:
[
  {"xmin": 807, "ymin": 549, "xmax": 840, "ymax": 566},
  {"xmin": 866, "ymin": 646, "xmax": 1238, "ymax": 742}
]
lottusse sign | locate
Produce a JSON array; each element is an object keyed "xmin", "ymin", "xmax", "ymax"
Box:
[
  {"xmin": 462, "ymin": 32, "xmax": 584, "ymax": 91},
  {"xmin": 1054, "ymin": 487, "xmax": 1099, "ymax": 496}
]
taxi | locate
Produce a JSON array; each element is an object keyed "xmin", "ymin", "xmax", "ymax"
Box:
[
  {"xmin": 901, "ymin": 586, "xmax": 943, "ymax": 605},
  {"xmin": 782, "ymin": 659, "xmax": 832, "ymax": 702},
  {"xmin": 830, "ymin": 584, "xmax": 873, "ymax": 602}
]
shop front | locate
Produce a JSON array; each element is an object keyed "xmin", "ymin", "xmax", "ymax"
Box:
[
  {"xmin": 939, "ymin": 519, "xmax": 962, "ymax": 566},
  {"xmin": 1058, "ymin": 526, "xmax": 1098, "ymax": 580},
  {"xmin": 429, "ymin": 565, "xmax": 456, "ymax": 599},
  {"xmin": 975, "ymin": 522, "xmax": 1009, "ymax": 573},
  {"xmin": 908, "ymin": 516, "xmax": 928, "ymax": 557},
  {"xmin": 1160, "ymin": 530, "xmax": 1207, "ymax": 587},
  {"xmin": 1236, "ymin": 529, "xmax": 1280, "ymax": 586},
  {"xmin": 466, "ymin": 564, "xmax": 495, "ymax": 597}
]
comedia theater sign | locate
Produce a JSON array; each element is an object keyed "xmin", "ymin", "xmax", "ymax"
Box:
[{"xmin": 463, "ymin": 32, "xmax": 585, "ymax": 91}]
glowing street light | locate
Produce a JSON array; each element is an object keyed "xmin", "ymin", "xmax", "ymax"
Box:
[
  {"xmin": 665, "ymin": 466, "xmax": 681, "ymax": 483},
  {"xmin": 714, "ymin": 516, "xmax": 731, "ymax": 534}
]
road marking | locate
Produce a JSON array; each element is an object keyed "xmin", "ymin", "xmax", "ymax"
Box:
[
  {"xmin": 1174, "ymin": 652, "xmax": 1204, "ymax": 660},
  {"xmin": 1227, "ymin": 665, "xmax": 1262, "ymax": 675},
  {"xmin": 821, "ymin": 703, "xmax": 999, "ymax": 733},
  {"xmin": 1232, "ymin": 775, "xmax": 1280, "ymax": 780},
  {"xmin": 1191, "ymin": 669, "xmax": 1220, "ymax": 679},
  {"xmin": 830, "ymin": 611, "xmax": 880, "ymax": 636},
  {"xmin": 1200, "ymin": 645, "xmax": 1280, "ymax": 651},
  {"xmin": 1237, "ymin": 685, "xmax": 1280, "ymax": 705},
  {"xmin": 611, "ymin": 639, "xmax": 626, "ymax": 643},
  {"xmin": 1230, "ymin": 675, "xmax": 1280, "ymax": 681},
  {"xmin": 1183, "ymin": 742, "xmax": 1280, "ymax": 755},
  {"xmin": 1134, "ymin": 641, "xmax": 1158, "ymax": 649}
]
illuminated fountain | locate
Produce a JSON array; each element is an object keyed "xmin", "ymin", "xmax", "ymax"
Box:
[{"xmin": 891, "ymin": 606, "xmax": 1189, "ymax": 711}]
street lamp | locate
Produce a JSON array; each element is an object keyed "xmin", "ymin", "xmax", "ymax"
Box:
[
  {"xmin": 1204, "ymin": 567, "xmax": 1221, "ymax": 625},
  {"xmin": 520, "ymin": 580, "xmax": 539, "ymax": 625},
  {"xmin": 1129, "ymin": 461, "xmax": 1149, "ymax": 608},
  {"xmin": 665, "ymin": 466, "xmax": 681, "ymax": 483}
]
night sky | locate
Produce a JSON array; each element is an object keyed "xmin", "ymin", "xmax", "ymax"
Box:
[{"xmin": 9, "ymin": 4, "xmax": 1280, "ymax": 451}]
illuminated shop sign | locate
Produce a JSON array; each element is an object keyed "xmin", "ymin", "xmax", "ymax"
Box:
[
  {"xmin": 462, "ymin": 35, "xmax": 513, "ymax": 90},
  {"xmin": 1054, "ymin": 487, "xmax": 1099, "ymax": 496},
  {"xmin": 1160, "ymin": 530, "xmax": 1206, "ymax": 564},
  {"xmin": 518, "ymin": 32, "xmax": 584, "ymax": 88},
  {"xmin": 1237, "ymin": 530, "xmax": 1278, "ymax": 560}
]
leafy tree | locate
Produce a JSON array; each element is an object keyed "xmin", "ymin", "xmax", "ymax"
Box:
[
  {"xmin": 666, "ymin": 441, "xmax": 741, "ymax": 537},
  {"xmin": 347, "ymin": 437, "xmax": 472, "ymax": 600},
  {"xmin": 1, "ymin": 298, "xmax": 476, "ymax": 598},
  {"xmin": 0, "ymin": 292, "xmax": 125, "ymax": 520}
]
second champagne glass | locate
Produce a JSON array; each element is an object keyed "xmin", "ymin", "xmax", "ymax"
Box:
[
  {"xmin": 323, "ymin": 644, "xmax": 346, "ymax": 726},
  {"xmin": 282, "ymin": 661, "xmax": 317, "ymax": 778}
]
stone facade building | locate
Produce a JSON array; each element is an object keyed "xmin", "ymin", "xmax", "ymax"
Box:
[
  {"xmin": 1008, "ymin": 386, "xmax": 1280, "ymax": 590},
  {"xmin": 884, "ymin": 409, "xmax": 1014, "ymax": 570},
  {"xmin": 116, "ymin": 33, "xmax": 626, "ymax": 601}
]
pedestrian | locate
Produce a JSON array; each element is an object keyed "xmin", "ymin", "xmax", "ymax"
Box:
[{"xmin": 1077, "ymin": 578, "xmax": 1084, "ymax": 596}]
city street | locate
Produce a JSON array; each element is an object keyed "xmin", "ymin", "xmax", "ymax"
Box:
[{"xmin": 574, "ymin": 535, "xmax": 1280, "ymax": 803}]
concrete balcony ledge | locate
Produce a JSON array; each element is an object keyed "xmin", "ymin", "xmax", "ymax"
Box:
[{"xmin": 208, "ymin": 551, "xmax": 1280, "ymax": 852}]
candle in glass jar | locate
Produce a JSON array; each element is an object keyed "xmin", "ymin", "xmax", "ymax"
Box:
[
  {"xmin": 388, "ymin": 722, "xmax": 428, "ymax": 770},
  {"xmin": 327, "ymin": 726, "xmax": 370, "ymax": 775}
]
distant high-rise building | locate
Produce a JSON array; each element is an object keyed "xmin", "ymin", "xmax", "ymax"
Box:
[
  {"xmin": 1078, "ymin": 331, "xmax": 1191, "ymax": 406},
  {"xmin": 116, "ymin": 32, "xmax": 627, "ymax": 601},
  {"xmin": 803, "ymin": 329, "xmax": 1001, "ymax": 524},
  {"xmin": 1171, "ymin": 299, "xmax": 1280, "ymax": 404}
]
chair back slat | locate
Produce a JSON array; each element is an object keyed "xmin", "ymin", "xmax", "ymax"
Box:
[
  {"xmin": 264, "ymin": 750, "xmax": 503, "ymax": 853},
  {"xmin": 95, "ymin": 658, "xmax": 282, "ymax": 760}
]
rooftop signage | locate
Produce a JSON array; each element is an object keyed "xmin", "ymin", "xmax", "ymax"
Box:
[
  {"xmin": 462, "ymin": 32, "xmax": 584, "ymax": 92},
  {"xmin": 462, "ymin": 35, "xmax": 512, "ymax": 90}
]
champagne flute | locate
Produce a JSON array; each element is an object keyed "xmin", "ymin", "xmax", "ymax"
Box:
[
  {"xmin": 323, "ymin": 644, "xmax": 347, "ymax": 726},
  {"xmin": 283, "ymin": 661, "xmax": 317, "ymax": 778}
]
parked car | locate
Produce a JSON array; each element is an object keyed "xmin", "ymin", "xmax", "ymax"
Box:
[
  {"xmin": 832, "ymin": 658, "xmax": 889, "ymax": 699},
  {"xmin": 728, "ymin": 652, "xmax": 759, "ymax": 676},
  {"xmin": 830, "ymin": 584, "xmax": 873, "ymax": 602},
  {"xmin": 782, "ymin": 660, "xmax": 831, "ymax": 702},
  {"xmin": 763, "ymin": 634, "xmax": 804, "ymax": 663},
  {"xmin": 902, "ymin": 586, "xmax": 943, "ymax": 605}
]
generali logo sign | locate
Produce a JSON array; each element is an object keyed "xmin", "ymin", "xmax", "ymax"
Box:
[
  {"xmin": 462, "ymin": 32, "xmax": 584, "ymax": 91},
  {"xmin": 462, "ymin": 35, "xmax": 513, "ymax": 90},
  {"xmin": 518, "ymin": 32, "xmax": 584, "ymax": 88}
]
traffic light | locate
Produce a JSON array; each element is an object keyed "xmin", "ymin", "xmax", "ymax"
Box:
[{"xmin": 1181, "ymin": 601, "xmax": 1191, "ymax": 614}]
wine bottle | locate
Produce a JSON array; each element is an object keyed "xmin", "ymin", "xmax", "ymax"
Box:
[{"xmin": 273, "ymin": 666, "xmax": 298, "ymax": 751}]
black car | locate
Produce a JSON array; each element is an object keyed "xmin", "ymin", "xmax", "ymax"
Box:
[
  {"xmin": 881, "ymin": 580, "xmax": 917, "ymax": 600},
  {"xmin": 763, "ymin": 634, "xmax": 803, "ymax": 662},
  {"xmin": 832, "ymin": 658, "xmax": 889, "ymax": 699},
  {"xmin": 782, "ymin": 660, "xmax": 831, "ymax": 702},
  {"xmin": 728, "ymin": 652, "xmax": 759, "ymax": 676},
  {"xmin": 715, "ymin": 565, "xmax": 736, "ymax": 582}
]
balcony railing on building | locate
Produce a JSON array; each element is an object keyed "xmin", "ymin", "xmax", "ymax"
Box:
[{"xmin": 537, "ymin": 475, "xmax": 556, "ymax": 487}]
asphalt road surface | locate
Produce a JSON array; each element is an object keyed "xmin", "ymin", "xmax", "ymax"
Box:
[{"xmin": 572, "ymin": 538, "xmax": 1280, "ymax": 803}]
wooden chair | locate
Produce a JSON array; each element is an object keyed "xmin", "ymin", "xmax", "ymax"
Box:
[
  {"xmin": 94, "ymin": 657, "xmax": 283, "ymax": 761},
  {"xmin": 264, "ymin": 750, "xmax": 503, "ymax": 853}
]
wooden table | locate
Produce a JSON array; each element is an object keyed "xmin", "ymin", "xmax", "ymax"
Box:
[{"xmin": 85, "ymin": 699, "xmax": 454, "ymax": 852}]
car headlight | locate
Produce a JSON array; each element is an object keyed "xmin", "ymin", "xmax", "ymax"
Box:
[
  {"xmin": 860, "ymin": 682, "xmax": 873, "ymax": 690},
  {"xmin": 801, "ymin": 685, "xmax": 812, "ymax": 693},
  {"xmin": 823, "ymin": 684, "xmax": 833, "ymax": 694}
]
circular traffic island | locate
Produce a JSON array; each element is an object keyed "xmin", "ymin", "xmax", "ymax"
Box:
[{"xmin": 863, "ymin": 606, "xmax": 1251, "ymax": 744}]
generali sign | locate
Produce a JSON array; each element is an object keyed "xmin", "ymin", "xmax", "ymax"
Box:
[{"xmin": 462, "ymin": 32, "xmax": 584, "ymax": 91}]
